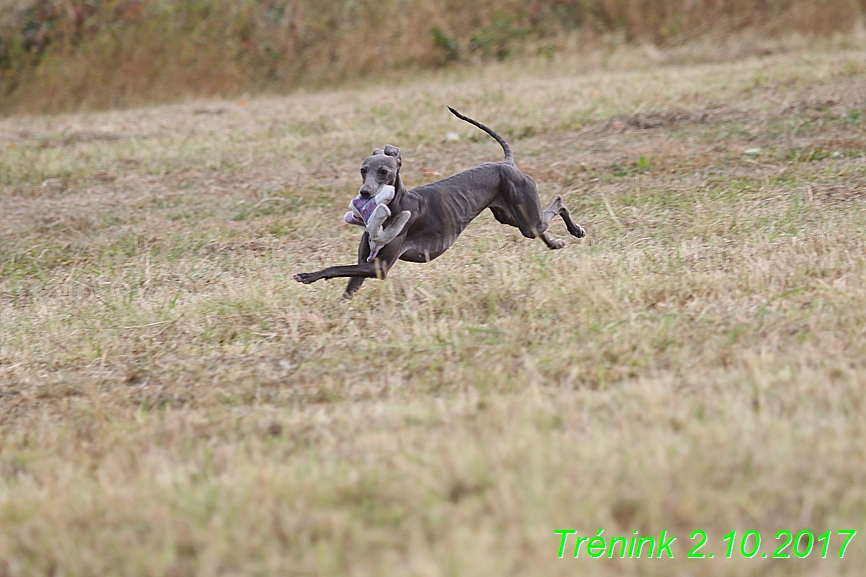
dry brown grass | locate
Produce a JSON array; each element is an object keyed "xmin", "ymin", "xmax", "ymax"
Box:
[
  {"xmin": 2, "ymin": 0, "xmax": 866, "ymax": 114},
  {"xmin": 2, "ymin": 45, "xmax": 866, "ymax": 575}
]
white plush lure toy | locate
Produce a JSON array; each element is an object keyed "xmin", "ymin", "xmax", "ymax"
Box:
[{"xmin": 344, "ymin": 185, "xmax": 411, "ymax": 261}]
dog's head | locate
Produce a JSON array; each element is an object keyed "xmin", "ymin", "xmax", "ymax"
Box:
[{"xmin": 359, "ymin": 144, "xmax": 401, "ymax": 198}]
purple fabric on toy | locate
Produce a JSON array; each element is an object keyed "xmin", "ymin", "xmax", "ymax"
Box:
[
  {"xmin": 344, "ymin": 212, "xmax": 365, "ymax": 227},
  {"xmin": 351, "ymin": 196, "xmax": 379, "ymax": 225}
]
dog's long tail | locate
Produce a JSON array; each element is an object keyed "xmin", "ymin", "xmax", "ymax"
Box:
[{"xmin": 448, "ymin": 106, "xmax": 514, "ymax": 165}]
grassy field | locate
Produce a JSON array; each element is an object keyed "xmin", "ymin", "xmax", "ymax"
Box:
[
  {"xmin": 2, "ymin": 45, "xmax": 866, "ymax": 575},
  {"xmin": 2, "ymin": 0, "xmax": 865, "ymax": 114}
]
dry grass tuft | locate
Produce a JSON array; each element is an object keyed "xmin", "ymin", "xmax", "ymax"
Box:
[{"xmin": 1, "ymin": 46, "xmax": 866, "ymax": 575}]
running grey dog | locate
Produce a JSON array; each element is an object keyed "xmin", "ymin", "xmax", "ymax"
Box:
[{"xmin": 294, "ymin": 107, "xmax": 586, "ymax": 297}]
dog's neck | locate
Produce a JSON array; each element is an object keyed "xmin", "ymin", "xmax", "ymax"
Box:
[{"xmin": 391, "ymin": 173, "xmax": 409, "ymax": 206}]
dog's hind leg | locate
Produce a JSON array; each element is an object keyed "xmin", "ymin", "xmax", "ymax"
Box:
[
  {"xmin": 491, "ymin": 187, "xmax": 586, "ymax": 248},
  {"xmin": 489, "ymin": 205, "xmax": 519, "ymax": 227},
  {"xmin": 543, "ymin": 195, "xmax": 586, "ymax": 239},
  {"xmin": 490, "ymin": 204, "xmax": 566, "ymax": 249},
  {"xmin": 494, "ymin": 170, "xmax": 585, "ymax": 249}
]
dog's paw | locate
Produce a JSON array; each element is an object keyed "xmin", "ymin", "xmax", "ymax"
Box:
[
  {"xmin": 293, "ymin": 272, "xmax": 318, "ymax": 284},
  {"xmin": 573, "ymin": 224, "xmax": 586, "ymax": 238},
  {"xmin": 548, "ymin": 238, "xmax": 566, "ymax": 250}
]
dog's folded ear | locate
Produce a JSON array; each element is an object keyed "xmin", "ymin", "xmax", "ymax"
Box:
[
  {"xmin": 372, "ymin": 148, "xmax": 385, "ymax": 156},
  {"xmin": 384, "ymin": 144, "xmax": 402, "ymax": 167}
]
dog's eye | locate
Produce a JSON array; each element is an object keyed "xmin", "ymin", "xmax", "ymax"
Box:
[
  {"xmin": 360, "ymin": 168, "xmax": 367, "ymax": 176},
  {"xmin": 378, "ymin": 168, "xmax": 388, "ymax": 176}
]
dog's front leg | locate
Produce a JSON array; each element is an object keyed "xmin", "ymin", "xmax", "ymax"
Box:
[
  {"xmin": 294, "ymin": 233, "xmax": 403, "ymax": 288},
  {"xmin": 344, "ymin": 233, "xmax": 372, "ymax": 297},
  {"xmin": 293, "ymin": 261, "xmax": 384, "ymax": 284}
]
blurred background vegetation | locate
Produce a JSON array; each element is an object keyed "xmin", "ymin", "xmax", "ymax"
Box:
[{"xmin": 1, "ymin": 0, "xmax": 865, "ymax": 114}]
